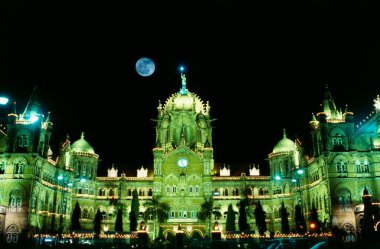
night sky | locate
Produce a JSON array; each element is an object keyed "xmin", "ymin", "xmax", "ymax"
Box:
[{"xmin": 1, "ymin": 1, "xmax": 379, "ymax": 176}]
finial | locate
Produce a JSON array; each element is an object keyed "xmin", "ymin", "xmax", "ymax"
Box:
[
  {"xmin": 81, "ymin": 132, "xmax": 85, "ymax": 139},
  {"xmin": 283, "ymin": 128, "xmax": 287, "ymax": 138},
  {"xmin": 180, "ymin": 66, "xmax": 187, "ymax": 94},
  {"xmin": 66, "ymin": 134, "xmax": 70, "ymax": 141}
]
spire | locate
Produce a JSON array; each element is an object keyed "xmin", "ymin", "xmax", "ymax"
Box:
[
  {"xmin": 363, "ymin": 186, "xmax": 370, "ymax": 196},
  {"xmin": 45, "ymin": 111, "xmax": 51, "ymax": 123},
  {"xmin": 311, "ymin": 113, "xmax": 317, "ymax": 121},
  {"xmin": 81, "ymin": 132, "xmax": 85, "ymax": 139},
  {"xmin": 22, "ymin": 85, "xmax": 38, "ymax": 117},
  {"xmin": 283, "ymin": 128, "xmax": 287, "ymax": 138},
  {"xmin": 13, "ymin": 101, "xmax": 17, "ymax": 114},
  {"xmin": 180, "ymin": 66, "xmax": 187, "ymax": 95},
  {"xmin": 374, "ymin": 95, "xmax": 380, "ymax": 114},
  {"xmin": 322, "ymin": 84, "xmax": 339, "ymax": 119}
]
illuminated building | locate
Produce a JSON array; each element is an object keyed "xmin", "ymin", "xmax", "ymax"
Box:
[{"xmin": 0, "ymin": 77, "xmax": 379, "ymax": 243}]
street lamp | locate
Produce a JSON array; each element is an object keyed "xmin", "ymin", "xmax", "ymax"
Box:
[{"xmin": 0, "ymin": 97, "xmax": 9, "ymax": 105}]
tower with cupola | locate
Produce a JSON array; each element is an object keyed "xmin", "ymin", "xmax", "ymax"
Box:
[
  {"xmin": 310, "ymin": 85, "xmax": 355, "ymax": 155},
  {"xmin": 152, "ymin": 70, "xmax": 214, "ymax": 234}
]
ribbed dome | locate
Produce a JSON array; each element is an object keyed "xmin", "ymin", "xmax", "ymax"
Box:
[
  {"xmin": 164, "ymin": 91, "xmax": 205, "ymax": 114},
  {"xmin": 272, "ymin": 129, "xmax": 295, "ymax": 153},
  {"xmin": 71, "ymin": 132, "xmax": 95, "ymax": 154}
]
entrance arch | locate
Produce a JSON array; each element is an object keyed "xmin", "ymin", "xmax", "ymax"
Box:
[
  {"xmin": 341, "ymin": 223, "xmax": 356, "ymax": 242},
  {"xmin": 190, "ymin": 229, "xmax": 204, "ymax": 238},
  {"xmin": 6, "ymin": 224, "xmax": 20, "ymax": 243}
]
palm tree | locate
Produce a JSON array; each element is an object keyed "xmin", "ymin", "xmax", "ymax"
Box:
[
  {"xmin": 143, "ymin": 197, "xmax": 170, "ymax": 239},
  {"xmin": 199, "ymin": 198, "xmax": 221, "ymax": 237}
]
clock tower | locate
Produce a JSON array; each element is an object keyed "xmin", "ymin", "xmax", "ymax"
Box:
[{"xmin": 152, "ymin": 72, "xmax": 214, "ymax": 233}]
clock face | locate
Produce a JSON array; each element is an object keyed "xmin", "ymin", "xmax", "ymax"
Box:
[{"xmin": 178, "ymin": 158, "xmax": 188, "ymax": 168}]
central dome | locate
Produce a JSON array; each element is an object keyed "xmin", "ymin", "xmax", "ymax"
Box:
[
  {"xmin": 71, "ymin": 132, "xmax": 95, "ymax": 154},
  {"xmin": 272, "ymin": 129, "xmax": 295, "ymax": 153},
  {"xmin": 163, "ymin": 91, "xmax": 205, "ymax": 113}
]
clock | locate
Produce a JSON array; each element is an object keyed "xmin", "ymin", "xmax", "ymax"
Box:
[{"xmin": 178, "ymin": 158, "xmax": 188, "ymax": 168}]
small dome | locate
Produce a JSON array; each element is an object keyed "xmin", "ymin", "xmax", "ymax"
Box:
[
  {"xmin": 71, "ymin": 132, "xmax": 95, "ymax": 154},
  {"xmin": 272, "ymin": 129, "xmax": 295, "ymax": 153},
  {"xmin": 373, "ymin": 136, "xmax": 380, "ymax": 149}
]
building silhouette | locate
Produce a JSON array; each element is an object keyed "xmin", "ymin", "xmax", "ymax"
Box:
[{"xmin": 0, "ymin": 76, "xmax": 379, "ymax": 243}]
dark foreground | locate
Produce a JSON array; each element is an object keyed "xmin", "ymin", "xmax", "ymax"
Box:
[{"xmin": 1, "ymin": 237, "xmax": 380, "ymax": 249}]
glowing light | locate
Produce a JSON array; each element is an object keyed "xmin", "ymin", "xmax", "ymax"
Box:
[
  {"xmin": 179, "ymin": 66, "xmax": 185, "ymax": 72},
  {"xmin": 275, "ymin": 175, "xmax": 281, "ymax": 180},
  {"xmin": 0, "ymin": 97, "xmax": 9, "ymax": 105},
  {"xmin": 58, "ymin": 175, "xmax": 63, "ymax": 180},
  {"xmin": 310, "ymin": 223, "xmax": 316, "ymax": 229},
  {"xmin": 297, "ymin": 169, "xmax": 304, "ymax": 175},
  {"xmin": 80, "ymin": 178, "xmax": 86, "ymax": 183},
  {"xmin": 29, "ymin": 112, "xmax": 39, "ymax": 123},
  {"xmin": 291, "ymin": 179, "xmax": 297, "ymax": 183}
]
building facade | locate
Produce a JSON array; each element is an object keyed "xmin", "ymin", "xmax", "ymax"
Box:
[{"xmin": 0, "ymin": 76, "xmax": 380, "ymax": 243}]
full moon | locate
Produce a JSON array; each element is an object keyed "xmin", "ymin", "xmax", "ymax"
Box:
[{"xmin": 135, "ymin": 57, "xmax": 155, "ymax": 77}]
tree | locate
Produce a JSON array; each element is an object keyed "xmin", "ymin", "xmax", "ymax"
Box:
[
  {"xmin": 254, "ymin": 201, "xmax": 267, "ymax": 236},
  {"xmin": 144, "ymin": 197, "xmax": 170, "ymax": 239},
  {"xmin": 226, "ymin": 204, "xmax": 236, "ymax": 232},
  {"xmin": 50, "ymin": 213, "xmax": 56, "ymax": 234},
  {"xmin": 294, "ymin": 205, "xmax": 306, "ymax": 234},
  {"xmin": 115, "ymin": 208, "xmax": 123, "ymax": 232},
  {"xmin": 309, "ymin": 203, "xmax": 320, "ymax": 234},
  {"xmin": 94, "ymin": 209, "xmax": 102, "ymax": 237},
  {"xmin": 71, "ymin": 201, "xmax": 81, "ymax": 231},
  {"xmin": 130, "ymin": 211, "xmax": 137, "ymax": 232},
  {"xmin": 238, "ymin": 200, "xmax": 249, "ymax": 232},
  {"xmin": 199, "ymin": 198, "xmax": 221, "ymax": 236},
  {"xmin": 130, "ymin": 188, "xmax": 139, "ymax": 231},
  {"xmin": 280, "ymin": 201, "xmax": 290, "ymax": 234}
]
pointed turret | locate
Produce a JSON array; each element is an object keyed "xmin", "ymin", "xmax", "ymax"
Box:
[
  {"xmin": 343, "ymin": 104, "xmax": 354, "ymax": 122},
  {"xmin": 309, "ymin": 113, "xmax": 319, "ymax": 129},
  {"xmin": 320, "ymin": 84, "xmax": 343, "ymax": 121}
]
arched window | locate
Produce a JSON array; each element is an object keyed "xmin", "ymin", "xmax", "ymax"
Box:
[
  {"xmin": 76, "ymin": 162, "xmax": 80, "ymax": 176},
  {"xmin": 83, "ymin": 185, "xmax": 89, "ymax": 194},
  {"xmin": 223, "ymin": 188, "xmax": 228, "ymax": 196},
  {"xmin": 9, "ymin": 190, "xmax": 22, "ymax": 212},
  {"xmin": 82, "ymin": 208, "xmax": 88, "ymax": 219},
  {"xmin": 109, "ymin": 189, "xmax": 114, "ymax": 196},
  {"xmin": 82, "ymin": 163, "xmax": 87, "ymax": 176},
  {"xmin": 18, "ymin": 135, "xmax": 28, "ymax": 148},
  {"xmin": 148, "ymin": 189, "xmax": 153, "ymax": 196},
  {"xmin": 330, "ymin": 128, "xmax": 346, "ymax": 151},
  {"xmin": 0, "ymin": 161, "xmax": 5, "ymax": 174},
  {"xmin": 333, "ymin": 155, "xmax": 348, "ymax": 174}
]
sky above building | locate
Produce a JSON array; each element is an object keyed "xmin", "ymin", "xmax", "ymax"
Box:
[{"xmin": 1, "ymin": 1, "xmax": 379, "ymax": 175}]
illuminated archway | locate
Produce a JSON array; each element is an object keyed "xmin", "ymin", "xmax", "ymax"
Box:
[{"xmin": 190, "ymin": 229, "xmax": 204, "ymax": 238}]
